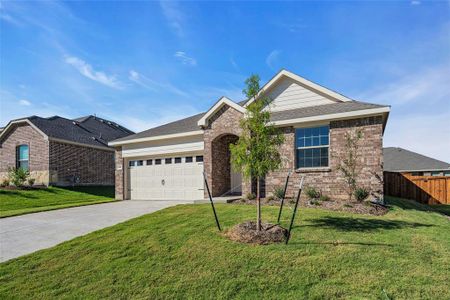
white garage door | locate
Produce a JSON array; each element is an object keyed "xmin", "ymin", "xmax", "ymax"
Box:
[{"xmin": 128, "ymin": 156, "xmax": 204, "ymax": 200}]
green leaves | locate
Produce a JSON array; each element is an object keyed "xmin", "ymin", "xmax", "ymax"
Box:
[{"xmin": 230, "ymin": 74, "xmax": 284, "ymax": 180}]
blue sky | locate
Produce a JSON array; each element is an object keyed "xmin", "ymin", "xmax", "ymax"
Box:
[{"xmin": 1, "ymin": 1, "xmax": 449, "ymax": 161}]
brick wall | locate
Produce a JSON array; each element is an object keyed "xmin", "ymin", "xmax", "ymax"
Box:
[
  {"xmin": 266, "ymin": 116, "xmax": 384, "ymax": 201},
  {"xmin": 0, "ymin": 123, "xmax": 50, "ymax": 185},
  {"xmin": 49, "ymin": 141, "xmax": 115, "ymax": 186}
]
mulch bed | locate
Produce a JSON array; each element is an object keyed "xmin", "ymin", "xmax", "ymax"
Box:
[
  {"xmin": 225, "ymin": 221, "xmax": 288, "ymax": 245},
  {"xmin": 231, "ymin": 198, "xmax": 389, "ymax": 216}
]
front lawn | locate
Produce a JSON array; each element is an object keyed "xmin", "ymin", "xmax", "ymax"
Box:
[
  {"xmin": 0, "ymin": 186, "xmax": 116, "ymax": 218},
  {"xmin": 0, "ymin": 197, "xmax": 449, "ymax": 299}
]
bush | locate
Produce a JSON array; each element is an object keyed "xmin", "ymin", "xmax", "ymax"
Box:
[
  {"xmin": 7, "ymin": 167, "xmax": 30, "ymax": 187},
  {"xmin": 1, "ymin": 178, "xmax": 10, "ymax": 187},
  {"xmin": 305, "ymin": 186, "xmax": 321, "ymax": 199},
  {"xmin": 272, "ymin": 186, "xmax": 285, "ymax": 200},
  {"xmin": 245, "ymin": 193, "xmax": 256, "ymax": 200},
  {"xmin": 319, "ymin": 194, "xmax": 330, "ymax": 201},
  {"xmin": 354, "ymin": 187, "xmax": 370, "ymax": 202},
  {"xmin": 28, "ymin": 178, "xmax": 36, "ymax": 186}
]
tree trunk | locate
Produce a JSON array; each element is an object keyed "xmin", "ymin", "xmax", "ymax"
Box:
[{"xmin": 256, "ymin": 177, "xmax": 261, "ymax": 231}]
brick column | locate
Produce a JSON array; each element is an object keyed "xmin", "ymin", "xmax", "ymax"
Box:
[{"xmin": 114, "ymin": 147, "xmax": 124, "ymax": 200}]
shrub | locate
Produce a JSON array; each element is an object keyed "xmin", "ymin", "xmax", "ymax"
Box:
[
  {"xmin": 354, "ymin": 187, "xmax": 370, "ymax": 202},
  {"xmin": 28, "ymin": 178, "xmax": 36, "ymax": 186},
  {"xmin": 272, "ymin": 186, "xmax": 285, "ymax": 200},
  {"xmin": 1, "ymin": 178, "xmax": 10, "ymax": 187},
  {"xmin": 305, "ymin": 186, "xmax": 321, "ymax": 199},
  {"xmin": 319, "ymin": 194, "xmax": 330, "ymax": 201},
  {"xmin": 309, "ymin": 199, "xmax": 321, "ymax": 206},
  {"xmin": 245, "ymin": 193, "xmax": 256, "ymax": 200},
  {"xmin": 7, "ymin": 167, "xmax": 30, "ymax": 187}
]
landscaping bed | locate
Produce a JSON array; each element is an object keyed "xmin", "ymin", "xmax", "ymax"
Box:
[
  {"xmin": 0, "ymin": 197, "xmax": 448, "ymax": 299},
  {"xmin": 231, "ymin": 197, "xmax": 389, "ymax": 216}
]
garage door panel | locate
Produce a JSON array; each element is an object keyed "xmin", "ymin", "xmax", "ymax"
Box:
[{"xmin": 129, "ymin": 158, "xmax": 204, "ymax": 200}]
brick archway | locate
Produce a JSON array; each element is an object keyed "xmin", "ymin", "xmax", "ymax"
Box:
[{"xmin": 210, "ymin": 134, "xmax": 239, "ymax": 196}]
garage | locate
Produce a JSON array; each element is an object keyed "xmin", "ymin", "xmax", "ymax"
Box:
[{"xmin": 128, "ymin": 155, "xmax": 204, "ymax": 200}]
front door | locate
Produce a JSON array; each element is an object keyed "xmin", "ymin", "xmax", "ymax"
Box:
[{"xmin": 230, "ymin": 169, "xmax": 242, "ymax": 194}]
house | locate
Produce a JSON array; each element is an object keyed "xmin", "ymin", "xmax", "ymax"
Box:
[
  {"xmin": 109, "ymin": 70, "xmax": 390, "ymax": 201},
  {"xmin": 0, "ymin": 115, "xmax": 134, "ymax": 186},
  {"xmin": 384, "ymin": 147, "xmax": 450, "ymax": 176},
  {"xmin": 383, "ymin": 147, "xmax": 450, "ymax": 204}
]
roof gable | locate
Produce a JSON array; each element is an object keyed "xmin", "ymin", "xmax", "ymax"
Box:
[
  {"xmin": 197, "ymin": 96, "xmax": 246, "ymax": 127},
  {"xmin": 244, "ymin": 69, "xmax": 352, "ymax": 108}
]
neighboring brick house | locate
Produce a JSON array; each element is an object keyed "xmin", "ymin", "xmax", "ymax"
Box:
[
  {"xmin": 0, "ymin": 115, "xmax": 133, "ymax": 186},
  {"xmin": 109, "ymin": 70, "xmax": 390, "ymax": 201}
]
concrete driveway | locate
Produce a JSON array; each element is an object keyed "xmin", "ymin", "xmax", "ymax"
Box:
[{"xmin": 0, "ymin": 200, "xmax": 191, "ymax": 262}]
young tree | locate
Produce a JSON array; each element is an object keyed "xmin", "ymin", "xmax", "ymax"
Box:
[
  {"xmin": 230, "ymin": 75, "xmax": 284, "ymax": 231},
  {"xmin": 335, "ymin": 129, "xmax": 363, "ymax": 201}
]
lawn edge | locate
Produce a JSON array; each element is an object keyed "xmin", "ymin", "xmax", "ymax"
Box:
[{"xmin": 0, "ymin": 198, "xmax": 118, "ymax": 218}]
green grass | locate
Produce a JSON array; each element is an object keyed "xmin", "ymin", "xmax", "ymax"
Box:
[
  {"xmin": 1, "ymin": 197, "xmax": 449, "ymax": 299},
  {"xmin": 0, "ymin": 186, "xmax": 116, "ymax": 218}
]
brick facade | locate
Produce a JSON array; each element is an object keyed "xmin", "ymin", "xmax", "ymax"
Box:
[
  {"xmin": 265, "ymin": 116, "xmax": 384, "ymax": 201},
  {"xmin": 203, "ymin": 105, "xmax": 252, "ymax": 197},
  {"xmin": 0, "ymin": 122, "xmax": 116, "ymax": 187},
  {"xmin": 49, "ymin": 141, "xmax": 115, "ymax": 186},
  {"xmin": 0, "ymin": 123, "xmax": 50, "ymax": 185}
]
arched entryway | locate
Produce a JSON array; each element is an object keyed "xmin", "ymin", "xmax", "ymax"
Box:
[{"xmin": 210, "ymin": 134, "xmax": 241, "ymax": 197}]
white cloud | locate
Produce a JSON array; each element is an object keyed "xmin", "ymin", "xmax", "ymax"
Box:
[
  {"xmin": 64, "ymin": 55, "xmax": 122, "ymax": 89},
  {"xmin": 174, "ymin": 51, "xmax": 197, "ymax": 66},
  {"xmin": 128, "ymin": 70, "xmax": 188, "ymax": 97},
  {"xmin": 410, "ymin": 0, "xmax": 421, "ymax": 5},
  {"xmin": 359, "ymin": 63, "xmax": 450, "ymax": 106},
  {"xmin": 160, "ymin": 1, "xmax": 185, "ymax": 37},
  {"xmin": 266, "ymin": 50, "xmax": 281, "ymax": 70},
  {"xmin": 18, "ymin": 99, "xmax": 31, "ymax": 106}
]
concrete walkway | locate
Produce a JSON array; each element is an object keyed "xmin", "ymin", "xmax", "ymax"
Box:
[{"xmin": 0, "ymin": 200, "xmax": 191, "ymax": 262}]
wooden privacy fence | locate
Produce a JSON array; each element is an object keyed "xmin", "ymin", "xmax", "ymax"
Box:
[{"xmin": 384, "ymin": 172, "xmax": 450, "ymax": 205}]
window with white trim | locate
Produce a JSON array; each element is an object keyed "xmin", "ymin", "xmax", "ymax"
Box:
[
  {"xmin": 16, "ymin": 144, "xmax": 29, "ymax": 171},
  {"xmin": 295, "ymin": 125, "xmax": 329, "ymax": 168}
]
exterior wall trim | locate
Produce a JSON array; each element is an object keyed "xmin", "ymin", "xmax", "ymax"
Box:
[
  {"xmin": 49, "ymin": 137, "xmax": 114, "ymax": 152},
  {"xmin": 109, "ymin": 130, "xmax": 204, "ymax": 146}
]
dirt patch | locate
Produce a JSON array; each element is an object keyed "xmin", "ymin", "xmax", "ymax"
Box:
[
  {"xmin": 231, "ymin": 198, "xmax": 389, "ymax": 216},
  {"xmin": 225, "ymin": 221, "xmax": 288, "ymax": 245}
]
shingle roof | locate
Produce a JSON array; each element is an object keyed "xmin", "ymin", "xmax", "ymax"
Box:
[
  {"xmin": 271, "ymin": 101, "xmax": 387, "ymax": 122},
  {"xmin": 111, "ymin": 100, "xmax": 388, "ymax": 144},
  {"xmin": 1, "ymin": 115, "xmax": 134, "ymax": 148},
  {"xmin": 111, "ymin": 112, "xmax": 206, "ymax": 143},
  {"xmin": 383, "ymin": 147, "xmax": 450, "ymax": 172}
]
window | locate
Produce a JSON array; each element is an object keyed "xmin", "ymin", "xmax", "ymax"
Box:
[
  {"xmin": 155, "ymin": 159, "xmax": 162, "ymax": 165},
  {"xmin": 411, "ymin": 172, "xmax": 424, "ymax": 176},
  {"xmin": 175, "ymin": 157, "xmax": 182, "ymax": 164},
  {"xmin": 431, "ymin": 171, "xmax": 442, "ymax": 176},
  {"xmin": 196, "ymin": 155, "xmax": 204, "ymax": 162},
  {"xmin": 136, "ymin": 160, "xmax": 144, "ymax": 166},
  {"xmin": 165, "ymin": 158, "xmax": 172, "ymax": 164},
  {"xmin": 146, "ymin": 159, "xmax": 153, "ymax": 166},
  {"xmin": 295, "ymin": 125, "xmax": 329, "ymax": 168},
  {"xmin": 444, "ymin": 171, "xmax": 450, "ymax": 177},
  {"xmin": 129, "ymin": 161, "xmax": 136, "ymax": 167},
  {"xmin": 16, "ymin": 145, "xmax": 29, "ymax": 171},
  {"xmin": 185, "ymin": 156, "xmax": 193, "ymax": 163}
]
